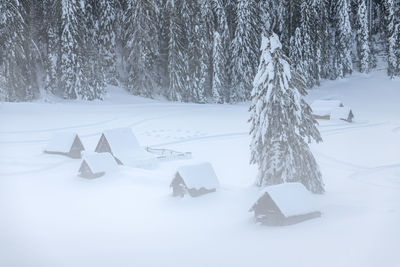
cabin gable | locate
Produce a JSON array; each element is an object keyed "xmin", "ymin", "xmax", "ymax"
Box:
[
  {"xmin": 171, "ymin": 172, "xmax": 217, "ymax": 198},
  {"xmin": 79, "ymin": 160, "xmax": 105, "ymax": 178},
  {"xmin": 252, "ymin": 193, "xmax": 285, "ymax": 226},
  {"xmin": 95, "ymin": 135, "xmax": 123, "ymax": 165},
  {"xmin": 171, "ymin": 173, "xmax": 187, "ymax": 197},
  {"xmin": 69, "ymin": 136, "xmax": 85, "ymax": 159}
]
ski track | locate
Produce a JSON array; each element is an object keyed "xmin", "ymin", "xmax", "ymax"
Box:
[
  {"xmin": 320, "ymin": 121, "xmax": 389, "ymax": 136},
  {"xmin": 0, "ymin": 112, "xmax": 184, "ymax": 145},
  {"xmin": 0, "ymin": 116, "xmax": 120, "ymax": 135},
  {"xmin": 150, "ymin": 132, "xmax": 249, "ymax": 147},
  {"xmin": 347, "ymin": 164, "xmax": 400, "ymax": 189}
]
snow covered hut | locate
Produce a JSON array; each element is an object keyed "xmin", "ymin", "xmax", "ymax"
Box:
[
  {"xmin": 311, "ymin": 100, "xmax": 344, "ymax": 119},
  {"xmin": 95, "ymin": 128, "xmax": 157, "ymax": 169},
  {"xmin": 249, "ymin": 183, "xmax": 321, "ymax": 226},
  {"xmin": 171, "ymin": 162, "xmax": 220, "ymax": 197},
  {"xmin": 79, "ymin": 153, "xmax": 118, "ymax": 178},
  {"xmin": 44, "ymin": 132, "xmax": 85, "ymax": 159}
]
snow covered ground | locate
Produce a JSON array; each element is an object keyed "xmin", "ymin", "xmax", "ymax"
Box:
[{"xmin": 0, "ymin": 71, "xmax": 399, "ymax": 267}]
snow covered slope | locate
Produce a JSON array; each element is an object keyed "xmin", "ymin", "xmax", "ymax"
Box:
[{"xmin": 0, "ymin": 71, "xmax": 399, "ymax": 267}]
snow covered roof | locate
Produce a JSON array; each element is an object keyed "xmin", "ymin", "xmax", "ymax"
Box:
[
  {"xmin": 81, "ymin": 153, "xmax": 118, "ymax": 174},
  {"xmin": 100, "ymin": 128, "xmax": 157, "ymax": 168},
  {"xmin": 102, "ymin": 128, "xmax": 141, "ymax": 151},
  {"xmin": 45, "ymin": 132, "xmax": 82, "ymax": 153},
  {"xmin": 330, "ymin": 107, "xmax": 352, "ymax": 121},
  {"xmin": 311, "ymin": 100, "xmax": 344, "ymax": 117},
  {"xmin": 258, "ymin": 183, "xmax": 318, "ymax": 217},
  {"xmin": 176, "ymin": 162, "xmax": 220, "ymax": 190}
]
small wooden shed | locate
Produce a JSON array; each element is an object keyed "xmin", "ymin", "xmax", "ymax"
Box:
[
  {"xmin": 44, "ymin": 132, "xmax": 85, "ymax": 159},
  {"xmin": 95, "ymin": 128, "xmax": 157, "ymax": 169},
  {"xmin": 171, "ymin": 162, "xmax": 220, "ymax": 197},
  {"xmin": 249, "ymin": 183, "xmax": 321, "ymax": 226},
  {"xmin": 311, "ymin": 100, "xmax": 344, "ymax": 120},
  {"xmin": 79, "ymin": 153, "xmax": 118, "ymax": 178}
]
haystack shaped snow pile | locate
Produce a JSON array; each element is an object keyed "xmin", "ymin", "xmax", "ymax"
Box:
[
  {"xmin": 44, "ymin": 132, "xmax": 85, "ymax": 159},
  {"xmin": 95, "ymin": 128, "xmax": 157, "ymax": 169},
  {"xmin": 250, "ymin": 183, "xmax": 321, "ymax": 226},
  {"xmin": 171, "ymin": 162, "xmax": 220, "ymax": 197},
  {"xmin": 79, "ymin": 153, "xmax": 118, "ymax": 178}
]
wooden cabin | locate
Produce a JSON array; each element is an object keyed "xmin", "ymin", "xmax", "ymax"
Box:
[
  {"xmin": 79, "ymin": 153, "xmax": 118, "ymax": 178},
  {"xmin": 249, "ymin": 183, "xmax": 321, "ymax": 226},
  {"xmin": 95, "ymin": 128, "xmax": 157, "ymax": 169},
  {"xmin": 311, "ymin": 100, "xmax": 344, "ymax": 119},
  {"xmin": 171, "ymin": 162, "xmax": 220, "ymax": 197},
  {"xmin": 44, "ymin": 132, "xmax": 85, "ymax": 159},
  {"xmin": 311, "ymin": 100, "xmax": 354, "ymax": 122}
]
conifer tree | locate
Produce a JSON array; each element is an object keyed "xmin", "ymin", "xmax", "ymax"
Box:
[
  {"xmin": 316, "ymin": 0, "xmax": 331, "ymax": 80},
  {"xmin": 385, "ymin": 0, "xmax": 400, "ymax": 78},
  {"xmin": 82, "ymin": 0, "xmax": 105, "ymax": 100},
  {"xmin": 59, "ymin": 0, "xmax": 85, "ymax": 99},
  {"xmin": 299, "ymin": 1, "xmax": 314, "ymax": 88},
  {"xmin": 43, "ymin": 0, "xmax": 61, "ymax": 96},
  {"xmin": 0, "ymin": 0, "xmax": 38, "ymax": 101},
  {"xmin": 212, "ymin": 0, "xmax": 230, "ymax": 102},
  {"xmin": 356, "ymin": 0, "xmax": 371, "ymax": 73},
  {"xmin": 333, "ymin": 0, "xmax": 353, "ymax": 78},
  {"xmin": 249, "ymin": 32, "xmax": 324, "ymax": 193},
  {"xmin": 166, "ymin": 0, "xmax": 187, "ymax": 101},
  {"xmin": 99, "ymin": 0, "xmax": 117, "ymax": 84},
  {"xmin": 212, "ymin": 31, "xmax": 225, "ymax": 103},
  {"xmin": 124, "ymin": 0, "xmax": 159, "ymax": 97},
  {"xmin": 230, "ymin": 0, "xmax": 259, "ymax": 102},
  {"xmin": 289, "ymin": 28, "xmax": 303, "ymax": 77}
]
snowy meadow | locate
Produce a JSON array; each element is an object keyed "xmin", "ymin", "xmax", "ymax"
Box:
[{"xmin": 1, "ymin": 71, "xmax": 399, "ymax": 267}]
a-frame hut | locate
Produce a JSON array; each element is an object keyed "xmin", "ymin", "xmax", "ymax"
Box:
[
  {"xmin": 249, "ymin": 183, "xmax": 321, "ymax": 226},
  {"xmin": 95, "ymin": 128, "xmax": 157, "ymax": 169},
  {"xmin": 171, "ymin": 162, "xmax": 220, "ymax": 197},
  {"xmin": 79, "ymin": 153, "xmax": 118, "ymax": 178},
  {"xmin": 44, "ymin": 132, "xmax": 85, "ymax": 159}
]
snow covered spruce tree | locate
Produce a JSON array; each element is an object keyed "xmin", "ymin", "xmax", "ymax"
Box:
[
  {"xmin": 384, "ymin": 0, "xmax": 400, "ymax": 78},
  {"xmin": 230, "ymin": 0, "xmax": 259, "ymax": 103},
  {"xmin": 211, "ymin": 0, "xmax": 230, "ymax": 103},
  {"xmin": 332, "ymin": 0, "xmax": 353, "ymax": 78},
  {"xmin": 53, "ymin": 0, "xmax": 104, "ymax": 100},
  {"xmin": 249, "ymin": 32, "xmax": 324, "ymax": 194},
  {"xmin": 98, "ymin": 0, "xmax": 117, "ymax": 85},
  {"xmin": 355, "ymin": 0, "xmax": 371, "ymax": 73},
  {"xmin": 82, "ymin": 0, "xmax": 106, "ymax": 100},
  {"xmin": 0, "ymin": 0, "xmax": 38, "ymax": 101},
  {"xmin": 59, "ymin": 0, "xmax": 84, "ymax": 99},
  {"xmin": 166, "ymin": 0, "xmax": 187, "ymax": 101},
  {"xmin": 124, "ymin": 0, "xmax": 159, "ymax": 97}
]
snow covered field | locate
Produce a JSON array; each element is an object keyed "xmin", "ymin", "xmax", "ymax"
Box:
[{"xmin": 1, "ymin": 71, "xmax": 399, "ymax": 267}]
